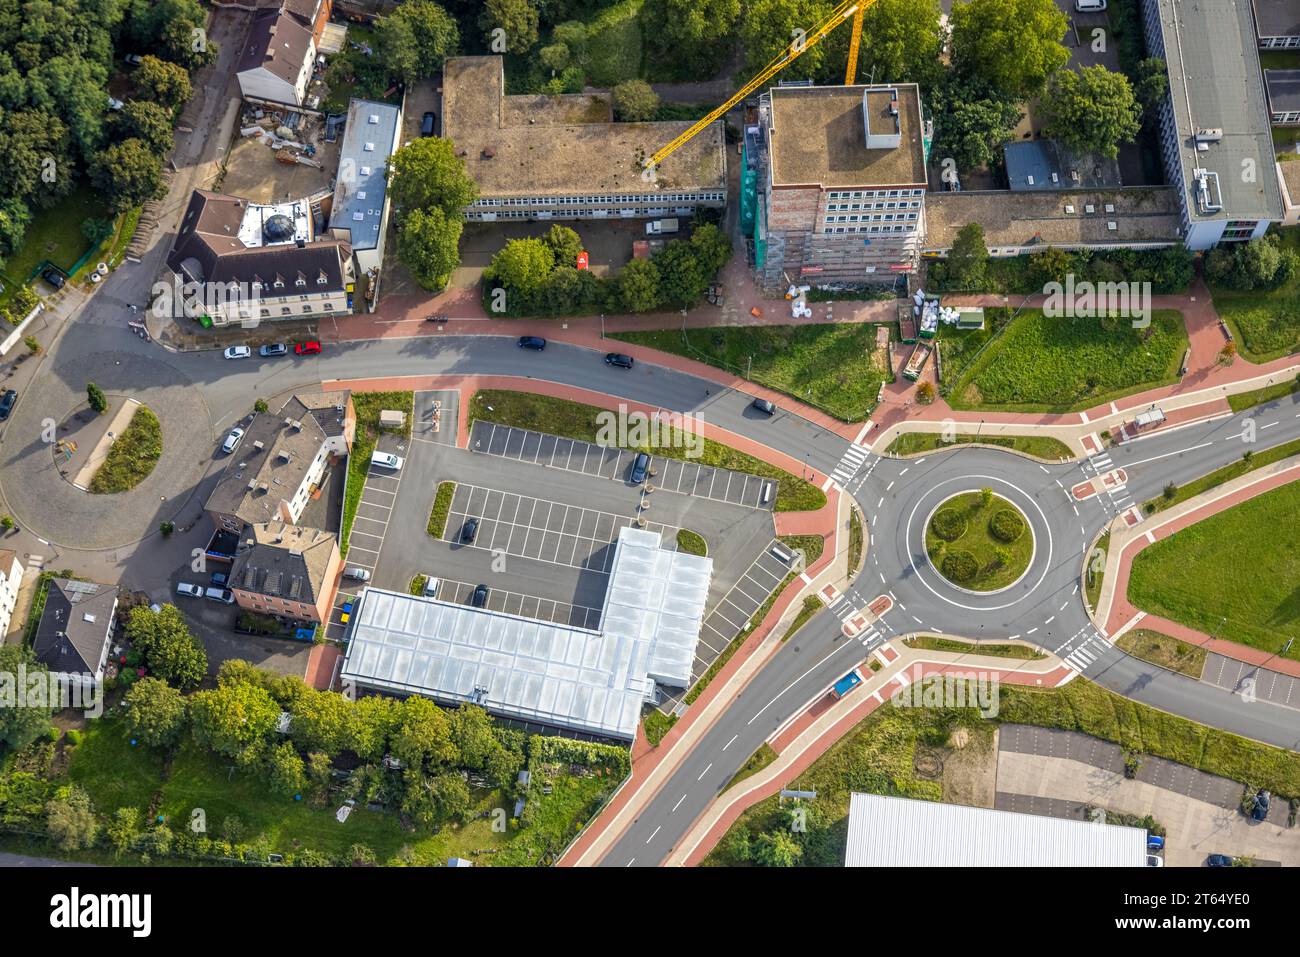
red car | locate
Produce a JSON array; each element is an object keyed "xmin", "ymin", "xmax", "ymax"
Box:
[{"xmin": 295, "ymin": 340, "xmax": 322, "ymax": 356}]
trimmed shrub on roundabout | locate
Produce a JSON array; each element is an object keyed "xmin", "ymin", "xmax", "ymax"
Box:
[
  {"xmin": 989, "ymin": 508, "xmax": 1025, "ymax": 543},
  {"xmin": 941, "ymin": 550, "xmax": 979, "ymax": 583},
  {"xmin": 931, "ymin": 508, "xmax": 967, "ymax": 542}
]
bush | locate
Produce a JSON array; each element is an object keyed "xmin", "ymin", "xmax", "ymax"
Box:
[
  {"xmin": 931, "ymin": 508, "xmax": 967, "ymax": 542},
  {"xmin": 86, "ymin": 382, "xmax": 108, "ymax": 414},
  {"xmin": 988, "ymin": 508, "xmax": 1024, "ymax": 542},
  {"xmin": 941, "ymin": 549, "xmax": 979, "ymax": 583}
]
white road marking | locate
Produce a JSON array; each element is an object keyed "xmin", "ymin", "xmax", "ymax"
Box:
[
  {"xmin": 1124, "ymin": 441, "xmax": 1213, "ymax": 469},
  {"xmin": 722, "ymin": 733, "xmax": 738, "ymax": 751},
  {"xmin": 697, "ymin": 763, "xmax": 713, "ymax": 781},
  {"xmin": 646, "ymin": 827, "xmax": 661, "ymax": 844}
]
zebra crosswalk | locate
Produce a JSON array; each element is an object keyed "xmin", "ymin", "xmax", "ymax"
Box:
[
  {"xmin": 1054, "ymin": 627, "xmax": 1111, "ymax": 674},
  {"xmin": 1084, "ymin": 450, "xmax": 1134, "ymax": 517},
  {"xmin": 830, "ymin": 442, "xmax": 872, "ymax": 487}
]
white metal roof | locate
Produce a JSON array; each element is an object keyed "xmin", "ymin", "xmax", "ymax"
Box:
[
  {"xmin": 843, "ymin": 793, "xmax": 1148, "ymax": 867},
  {"xmin": 340, "ymin": 528, "xmax": 711, "ymax": 740}
]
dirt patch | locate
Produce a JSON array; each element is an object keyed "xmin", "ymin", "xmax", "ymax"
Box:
[{"xmin": 941, "ymin": 724, "xmax": 998, "ymax": 808}]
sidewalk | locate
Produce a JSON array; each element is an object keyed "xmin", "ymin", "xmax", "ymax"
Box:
[
  {"xmin": 665, "ymin": 642, "xmax": 1074, "ymax": 866},
  {"xmin": 1094, "ymin": 453, "xmax": 1300, "ymax": 679}
]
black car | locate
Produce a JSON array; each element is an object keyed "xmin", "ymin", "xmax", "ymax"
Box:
[
  {"xmin": 605, "ymin": 353, "xmax": 634, "ymax": 369},
  {"xmin": 421, "ymin": 111, "xmax": 437, "ymax": 136},
  {"xmin": 1252, "ymin": 789, "xmax": 1271, "ymax": 821},
  {"xmin": 210, "ymin": 571, "xmax": 229, "ymax": 587},
  {"xmin": 517, "ymin": 336, "xmax": 547, "ymax": 351},
  {"xmin": 461, "ymin": 518, "xmax": 479, "ymax": 543},
  {"xmin": 471, "ymin": 584, "xmax": 489, "ymax": 607},
  {"xmin": 1206, "ymin": 854, "xmax": 1234, "ymax": 867},
  {"xmin": 751, "ymin": 398, "xmax": 776, "ymax": 416},
  {"xmin": 630, "ymin": 452, "xmax": 650, "ymax": 484},
  {"xmin": 42, "ymin": 268, "xmax": 66, "ymax": 289},
  {"xmin": 0, "ymin": 390, "xmax": 15, "ymax": 421}
]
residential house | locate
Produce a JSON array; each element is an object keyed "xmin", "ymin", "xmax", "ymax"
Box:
[
  {"xmin": 0, "ymin": 549, "xmax": 23, "ymax": 638},
  {"xmin": 236, "ymin": 4, "xmax": 318, "ymax": 107},
  {"xmin": 229, "ymin": 522, "xmax": 341, "ymax": 624},
  {"xmin": 31, "ymin": 579, "xmax": 118, "ymax": 692}
]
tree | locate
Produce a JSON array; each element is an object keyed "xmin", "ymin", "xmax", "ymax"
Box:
[
  {"xmin": 86, "ymin": 382, "xmax": 108, "ymax": 414},
  {"xmin": 124, "ymin": 604, "xmax": 208, "ymax": 689},
  {"xmin": 45, "ymin": 786, "xmax": 99, "ymax": 852},
  {"xmin": 689, "ymin": 222, "xmax": 732, "ymax": 275},
  {"xmin": 90, "ymin": 138, "xmax": 166, "ymax": 212},
  {"xmin": 447, "ymin": 704, "xmax": 500, "ymax": 769},
  {"xmin": 123, "ymin": 677, "xmax": 187, "ymax": 748},
  {"xmin": 387, "ymin": 137, "xmax": 478, "ymax": 220},
  {"xmin": 619, "ymin": 258, "xmax": 662, "ymax": 312},
  {"xmin": 348, "ymin": 694, "xmax": 400, "ymax": 761},
  {"xmin": 993, "ymin": 545, "xmax": 1012, "ymax": 567},
  {"xmin": 0, "ymin": 645, "xmax": 52, "ymax": 750},
  {"xmin": 612, "ymin": 79, "xmax": 660, "ymax": 122},
  {"xmin": 646, "ymin": 0, "xmax": 742, "ymax": 77},
  {"xmin": 916, "ymin": 380, "xmax": 937, "ymax": 403},
  {"xmin": 397, "ymin": 206, "xmax": 463, "ymax": 291},
  {"xmin": 106, "ymin": 807, "xmax": 143, "ymax": 857},
  {"xmin": 1040, "ymin": 66, "xmax": 1140, "ymax": 159},
  {"xmin": 267, "ymin": 741, "xmax": 307, "ymax": 797},
  {"xmin": 486, "ymin": 237, "xmax": 554, "ymax": 299},
  {"xmin": 189, "ymin": 680, "xmax": 280, "ymax": 758},
  {"xmin": 113, "ymin": 100, "xmax": 175, "ymax": 156},
  {"xmin": 654, "ymin": 240, "xmax": 707, "ymax": 307},
  {"xmin": 479, "ymin": 0, "xmax": 538, "ymax": 54},
  {"xmin": 753, "ymin": 829, "xmax": 803, "ymax": 866},
  {"xmin": 853, "ymin": 0, "xmax": 944, "ymax": 90},
  {"xmin": 389, "ymin": 695, "xmax": 458, "ymax": 770},
  {"xmin": 134, "ymin": 55, "xmax": 193, "ymax": 110},
  {"xmin": 933, "ymin": 88, "xmax": 1022, "ymax": 171},
  {"xmin": 1133, "ymin": 57, "xmax": 1168, "ymax": 118},
  {"xmin": 951, "ymin": 0, "xmax": 1069, "ymax": 100},
  {"xmin": 980, "ymin": 487, "xmax": 994, "ymax": 509},
  {"xmin": 740, "ymin": 0, "xmax": 832, "ymax": 82},
  {"xmin": 946, "ymin": 223, "xmax": 989, "ymax": 289},
  {"xmin": 1205, "ymin": 233, "xmax": 1298, "ymax": 291},
  {"xmin": 0, "ymin": 198, "xmax": 32, "ymax": 267},
  {"xmin": 125, "ymin": 0, "xmax": 215, "ymax": 70},
  {"xmin": 288, "ymin": 687, "xmax": 353, "ymax": 756},
  {"xmin": 375, "ymin": 0, "xmax": 460, "ymax": 83},
  {"xmin": 81, "ymin": 216, "xmax": 115, "ymax": 249},
  {"xmin": 542, "ymin": 224, "xmax": 584, "ymax": 268}
]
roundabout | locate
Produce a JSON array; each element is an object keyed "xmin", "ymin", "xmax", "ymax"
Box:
[{"xmin": 923, "ymin": 489, "xmax": 1034, "ymax": 594}]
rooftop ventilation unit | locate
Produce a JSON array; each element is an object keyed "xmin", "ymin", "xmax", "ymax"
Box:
[
  {"xmin": 1195, "ymin": 128, "xmax": 1224, "ymax": 144},
  {"xmin": 1064, "ymin": 204, "xmax": 1076, "ymax": 214},
  {"xmin": 1084, "ymin": 204, "xmax": 1095, "ymax": 214},
  {"xmin": 252, "ymin": 440, "xmax": 265, "ymax": 451},
  {"xmin": 1193, "ymin": 167, "xmax": 1223, "ymax": 213},
  {"xmin": 1107, "ymin": 221, "xmax": 1118, "ymax": 230},
  {"xmin": 1105, "ymin": 204, "xmax": 1115, "ymax": 213}
]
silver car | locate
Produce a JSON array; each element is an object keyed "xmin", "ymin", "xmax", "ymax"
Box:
[
  {"xmin": 222, "ymin": 427, "xmax": 245, "ymax": 454},
  {"xmin": 344, "ymin": 567, "xmax": 371, "ymax": 582}
]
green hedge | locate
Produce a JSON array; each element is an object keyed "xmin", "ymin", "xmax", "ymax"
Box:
[
  {"xmin": 989, "ymin": 508, "xmax": 1025, "ymax": 543},
  {"xmin": 931, "ymin": 508, "xmax": 967, "ymax": 542},
  {"xmin": 428, "ymin": 481, "xmax": 455, "ymax": 537},
  {"xmin": 941, "ymin": 550, "xmax": 978, "ymax": 583}
]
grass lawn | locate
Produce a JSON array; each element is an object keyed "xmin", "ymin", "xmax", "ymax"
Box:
[
  {"xmin": 884, "ymin": 431, "xmax": 1075, "ymax": 461},
  {"xmin": 66, "ymin": 719, "xmax": 167, "ymax": 815},
  {"xmin": 675, "ymin": 528, "xmax": 707, "ymax": 556},
  {"xmin": 1210, "ymin": 229, "xmax": 1300, "ymax": 362},
  {"xmin": 925, "ymin": 492, "xmax": 1034, "ymax": 592},
  {"xmin": 1226, "ymin": 375, "xmax": 1300, "ymax": 414},
  {"xmin": 340, "ymin": 391, "xmax": 413, "ymax": 557},
  {"xmin": 903, "ymin": 635, "xmax": 1045, "ymax": 660},
  {"xmin": 1116, "ymin": 628, "xmax": 1207, "ymax": 679},
  {"xmin": 611, "ymin": 323, "xmax": 890, "ymax": 422},
  {"xmin": 707, "ymin": 675, "xmax": 1300, "ymax": 865},
  {"xmin": 469, "ymin": 390, "xmax": 826, "ymax": 511},
  {"xmin": 88, "ymin": 406, "xmax": 162, "ymax": 494},
  {"xmin": 583, "ymin": 0, "xmax": 645, "ymax": 86},
  {"xmin": 643, "ymin": 708, "xmax": 677, "ymax": 746},
  {"xmin": 428, "ymin": 481, "xmax": 455, "ymax": 537},
  {"xmin": 0, "ymin": 183, "xmax": 109, "ymax": 307},
  {"xmin": 725, "ymin": 743, "xmax": 778, "ymax": 790},
  {"xmin": 1085, "ymin": 531, "xmax": 1110, "ymax": 612},
  {"xmin": 782, "ymin": 596, "xmax": 823, "ymax": 642},
  {"xmin": 1145, "ymin": 438, "xmax": 1300, "ymax": 513},
  {"xmin": 946, "ymin": 309, "xmax": 1187, "ymax": 412},
  {"xmin": 1128, "ymin": 479, "xmax": 1300, "ymax": 659}
]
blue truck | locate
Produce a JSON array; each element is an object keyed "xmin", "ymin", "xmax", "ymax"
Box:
[{"xmin": 831, "ymin": 668, "xmax": 863, "ymax": 699}]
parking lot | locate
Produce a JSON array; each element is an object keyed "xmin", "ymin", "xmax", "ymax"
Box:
[
  {"xmin": 444, "ymin": 483, "xmax": 679, "ymax": 574},
  {"xmin": 658, "ymin": 539, "xmax": 795, "ymax": 712},
  {"xmin": 469, "ymin": 421, "xmax": 775, "ymax": 510},
  {"xmin": 428, "ymin": 576, "xmax": 602, "ymax": 630}
]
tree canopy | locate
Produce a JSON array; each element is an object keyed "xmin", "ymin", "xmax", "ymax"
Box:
[
  {"xmin": 951, "ymin": 0, "xmax": 1069, "ymax": 100},
  {"xmin": 1041, "ymin": 65, "xmax": 1141, "ymax": 159}
]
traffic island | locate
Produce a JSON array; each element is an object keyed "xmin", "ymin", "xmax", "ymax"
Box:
[
  {"xmin": 924, "ymin": 491, "xmax": 1034, "ymax": 593},
  {"xmin": 57, "ymin": 396, "xmax": 158, "ymax": 492}
]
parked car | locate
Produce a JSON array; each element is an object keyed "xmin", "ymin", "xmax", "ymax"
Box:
[
  {"xmin": 344, "ymin": 567, "xmax": 371, "ymax": 582},
  {"xmin": 422, "ymin": 576, "xmax": 440, "ymax": 598},
  {"xmin": 221, "ymin": 427, "xmax": 245, "ymax": 454},
  {"xmin": 1252, "ymin": 789, "xmax": 1271, "ymax": 821},
  {"xmin": 461, "ymin": 518, "xmax": 479, "ymax": 544},
  {"xmin": 517, "ymin": 336, "xmax": 547, "ymax": 350},
  {"xmin": 42, "ymin": 268, "xmax": 66, "ymax": 289},
  {"xmin": 1206, "ymin": 854, "xmax": 1234, "ymax": 867},
  {"xmin": 259, "ymin": 343, "xmax": 288, "ymax": 357},
  {"xmin": 421, "ymin": 111, "xmax": 437, "ymax": 136},
  {"xmin": 1146, "ymin": 854, "xmax": 1164, "ymax": 867},
  {"xmin": 1075, "ymin": 0, "xmax": 1106, "ymax": 10},
  {"xmin": 370, "ymin": 451, "xmax": 403, "ymax": 470},
  {"xmin": 223, "ymin": 346, "xmax": 252, "ymax": 360},
  {"xmin": 295, "ymin": 340, "xmax": 322, "ymax": 355},
  {"xmin": 605, "ymin": 352, "xmax": 634, "ymax": 369},
  {"xmin": 204, "ymin": 587, "xmax": 235, "ymax": 604},
  {"xmin": 210, "ymin": 572, "xmax": 229, "ymax": 587},
  {"xmin": 1146, "ymin": 835, "xmax": 1165, "ymax": 851},
  {"xmin": 175, "ymin": 582, "xmax": 203, "ymax": 598},
  {"xmin": 0, "ymin": 389, "xmax": 16, "ymax": 421},
  {"xmin": 630, "ymin": 452, "xmax": 650, "ymax": 484},
  {"xmin": 471, "ymin": 584, "xmax": 489, "ymax": 607},
  {"xmin": 751, "ymin": 398, "xmax": 776, "ymax": 416}
]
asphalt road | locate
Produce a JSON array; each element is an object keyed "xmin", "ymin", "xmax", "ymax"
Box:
[{"xmin": 9, "ymin": 320, "xmax": 1300, "ymax": 868}]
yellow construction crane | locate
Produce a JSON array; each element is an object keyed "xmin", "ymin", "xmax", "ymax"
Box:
[
  {"xmin": 644, "ymin": 0, "xmax": 877, "ymax": 173},
  {"xmin": 844, "ymin": 3, "xmax": 865, "ymax": 84}
]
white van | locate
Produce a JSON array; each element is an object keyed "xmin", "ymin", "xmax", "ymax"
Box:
[
  {"xmin": 204, "ymin": 587, "xmax": 235, "ymax": 604},
  {"xmin": 1075, "ymin": 0, "xmax": 1106, "ymax": 11},
  {"xmin": 370, "ymin": 451, "xmax": 403, "ymax": 470}
]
